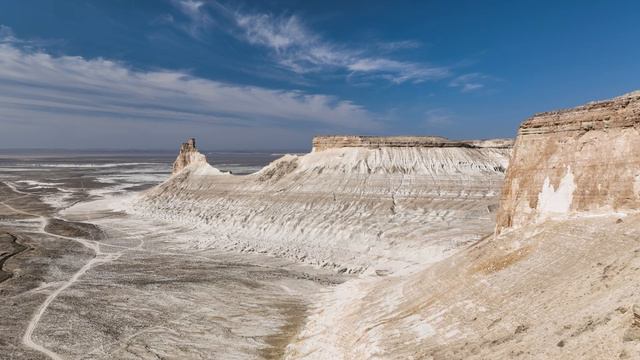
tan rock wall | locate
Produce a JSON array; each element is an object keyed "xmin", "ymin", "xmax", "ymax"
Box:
[{"xmin": 495, "ymin": 91, "xmax": 640, "ymax": 234}]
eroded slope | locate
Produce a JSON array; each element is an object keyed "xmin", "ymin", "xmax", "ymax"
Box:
[
  {"xmin": 287, "ymin": 215, "xmax": 640, "ymax": 359},
  {"xmin": 287, "ymin": 91, "xmax": 640, "ymax": 359},
  {"xmin": 136, "ymin": 138, "xmax": 512, "ymax": 273}
]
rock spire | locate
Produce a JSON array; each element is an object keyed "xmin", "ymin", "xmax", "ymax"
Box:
[{"xmin": 172, "ymin": 138, "xmax": 207, "ymax": 174}]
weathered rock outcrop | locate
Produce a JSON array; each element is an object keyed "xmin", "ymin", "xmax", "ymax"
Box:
[
  {"xmin": 312, "ymin": 135, "xmax": 513, "ymax": 152},
  {"xmin": 138, "ymin": 136, "xmax": 512, "ymax": 273},
  {"xmin": 496, "ymin": 91, "xmax": 640, "ymax": 233},
  {"xmin": 172, "ymin": 138, "xmax": 207, "ymax": 174},
  {"xmin": 287, "ymin": 91, "xmax": 640, "ymax": 360}
]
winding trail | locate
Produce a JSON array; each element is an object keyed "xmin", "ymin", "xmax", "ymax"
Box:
[
  {"xmin": 0, "ymin": 184, "xmax": 125, "ymax": 360},
  {"xmin": 21, "ymin": 253, "xmax": 119, "ymax": 360},
  {"xmin": 1, "ymin": 180, "xmax": 328, "ymax": 359}
]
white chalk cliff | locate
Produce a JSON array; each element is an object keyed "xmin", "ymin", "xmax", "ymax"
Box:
[
  {"xmin": 285, "ymin": 91, "xmax": 640, "ymax": 360},
  {"xmin": 139, "ymin": 91, "xmax": 640, "ymax": 359},
  {"xmin": 137, "ymin": 136, "xmax": 512, "ymax": 273}
]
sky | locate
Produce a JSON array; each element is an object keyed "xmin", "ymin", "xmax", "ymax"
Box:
[{"xmin": 0, "ymin": 0, "xmax": 639, "ymax": 150}]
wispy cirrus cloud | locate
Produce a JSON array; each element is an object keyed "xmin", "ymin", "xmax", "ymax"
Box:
[
  {"xmin": 449, "ymin": 73, "xmax": 489, "ymax": 93},
  {"xmin": 232, "ymin": 12, "xmax": 449, "ymax": 84},
  {"xmin": 168, "ymin": 0, "xmax": 214, "ymax": 38},
  {"xmin": 0, "ymin": 29, "xmax": 380, "ymax": 148},
  {"xmin": 164, "ymin": 3, "xmax": 493, "ymax": 90}
]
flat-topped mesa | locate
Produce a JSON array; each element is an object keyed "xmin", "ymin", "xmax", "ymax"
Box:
[
  {"xmin": 172, "ymin": 138, "xmax": 208, "ymax": 174},
  {"xmin": 495, "ymin": 90, "xmax": 640, "ymax": 234},
  {"xmin": 312, "ymin": 135, "xmax": 513, "ymax": 152},
  {"xmin": 141, "ymin": 134, "xmax": 513, "ymax": 273}
]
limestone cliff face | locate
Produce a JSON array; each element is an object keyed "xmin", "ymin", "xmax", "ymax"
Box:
[
  {"xmin": 287, "ymin": 94, "xmax": 640, "ymax": 360},
  {"xmin": 312, "ymin": 135, "xmax": 513, "ymax": 152},
  {"xmin": 172, "ymin": 138, "xmax": 207, "ymax": 174},
  {"xmin": 139, "ymin": 136, "xmax": 513, "ymax": 273},
  {"xmin": 495, "ymin": 91, "xmax": 640, "ymax": 234}
]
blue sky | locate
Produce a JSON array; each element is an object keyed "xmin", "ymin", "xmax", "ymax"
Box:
[{"xmin": 0, "ymin": 0, "xmax": 639, "ymax": 150}]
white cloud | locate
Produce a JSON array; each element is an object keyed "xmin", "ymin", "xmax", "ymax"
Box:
[
  {"xmin": 0, "ymin": 39, "xmax": 381, "ymax": 148},
  {"xmin": 163, "ymin": 4, "xmax": 492, "ymax": 89},
  {"xmin": 169, "ymin": 0, "xmax": 213, "ymax": 38},
  {"xmin": 347, "ymin": 58, "xmax": 447, "ymax": 84},
  {"xmin": 233, "ymin": 12, "xmax": 449, "ymax": 84},
  {"xmin": 236, "ymin": 14, "xmax": 309, "ymax": 51},
  {"xmin": 449, "ymin": 73, "xmax": 487, "ymax": 93}
]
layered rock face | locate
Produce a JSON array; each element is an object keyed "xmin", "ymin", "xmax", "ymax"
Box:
[
  {"xmin": 287, "ymin": 91, "xmax": 640, "ymax": 360},
  {"xmin": 312, "ymin": 135, "xmax": 513, "ymax": 152},
  {"xmin": 172, "ymin": 138, "xmax": 208, "ymax": 174},
  {"xmin": 138, "ymin": 136, "xmax": 512, "ymax": 273},
  {"xmin": 496, "ymin": 91, "xmax": 640, "ymax": 233}
]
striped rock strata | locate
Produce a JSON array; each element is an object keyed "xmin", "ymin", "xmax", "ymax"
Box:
[
  {"xmin": 137, "ymin": 136, "xmax": 512, "ymax": 273},
  {"xmin": 496, "ymin": 90, "xmax": 640, "ymax": 233},
  {"xmin": 287, "ymin": 91, "xmax": 640, "ymax": 360}
]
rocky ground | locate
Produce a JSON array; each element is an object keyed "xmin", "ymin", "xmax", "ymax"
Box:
[
  {"xmin": 287, "ymin": 214, "xmax": 640, "ymax": 359},
  {"xmin": 0, "ymin": 168, "xmax": 344, "ymax": 360}
]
